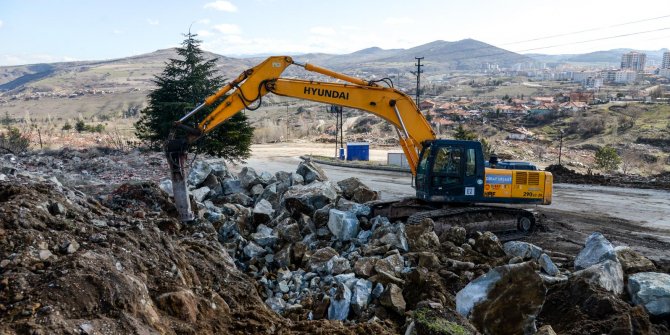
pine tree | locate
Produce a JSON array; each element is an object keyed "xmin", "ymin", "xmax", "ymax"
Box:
[{"xmin": 135, "ymin": 32, "xmax": 253, "ymax": 161}]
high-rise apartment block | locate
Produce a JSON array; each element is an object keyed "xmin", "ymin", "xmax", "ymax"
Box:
[
  {"xmin": 662, "ymin": 51, "xmax": 670, "ymax": 69},
  {"xmin": 620, "ymin": 51, "xmax": 646, "ymax": 71}
]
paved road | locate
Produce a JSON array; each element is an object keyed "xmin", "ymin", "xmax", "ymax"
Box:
[{"xmin": 235, "ymin": 155, "xmax": 670, "ymax": 229}]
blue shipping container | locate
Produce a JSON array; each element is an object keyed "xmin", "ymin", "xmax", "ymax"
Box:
[{"xmin": 346, "ymin": 142, "xmax": 369, "ymax": 161}]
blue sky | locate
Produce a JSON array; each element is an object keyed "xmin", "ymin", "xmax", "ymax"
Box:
[{"xmin": 0, "ymin": 0, "xmax": 669, "ymax": 66}]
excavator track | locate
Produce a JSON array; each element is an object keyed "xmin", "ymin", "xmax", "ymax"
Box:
[
  {"xmin": 369, "ymin": 199, "xmax": 539, "ymax": 242},
  {"xmin": 407, "ymin": 205, "xmax": 539, "ymax": 242}
]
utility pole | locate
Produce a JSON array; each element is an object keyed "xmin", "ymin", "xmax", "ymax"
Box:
[
  {"xmin": 414, "ymin": 57, "xmax": 424, "ymax": 106},
  {"xmin": 558, "ymin": 129, "xmax": 564, "ymax": 165},
  {"xmin": 332, "ymin": 105, "xmax": 344, "ymax": 159}
]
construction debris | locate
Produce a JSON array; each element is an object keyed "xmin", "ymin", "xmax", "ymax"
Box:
[{"xmin": 1, "ymin": 149, "xmax": 669, "ymax": 334}]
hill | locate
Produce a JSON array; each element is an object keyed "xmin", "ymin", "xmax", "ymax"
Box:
[
  {"xmin": 0, "ymin": 39, "xmax": 532, "ymax": 95},
  {"xmin": 528, "ymin": 48, "xmax": 669, "ymax": 65}
]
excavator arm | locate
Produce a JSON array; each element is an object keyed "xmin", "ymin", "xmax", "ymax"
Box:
[{"xmin": 167, "ymin": 56, "xmax": 435, "ymax": 222}]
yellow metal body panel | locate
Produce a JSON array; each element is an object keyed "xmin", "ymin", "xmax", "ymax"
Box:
[{"xmin": 483, "ymin": 168, "xmax": 553, "ymax": 205}]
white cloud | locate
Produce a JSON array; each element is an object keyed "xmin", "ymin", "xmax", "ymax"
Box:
[
  {"xmin": 197, "ymin": 18, "xmax": 211, "ymax": 25},
  {"xmin": 196, "ymin": 30, "xmax": 213, "ymax": 37},
  {"xmin": 113, "ymin": 29, "xmax": 123, "ymax": 35},
  {"xmin": 147, "ymin": 19, "xmax": 159, "ymax": 25},
  {"xmin": 309, "ymin": 26, "xmax": 336, "ymax": 36},
  {"xmin": 384, "ymin": 17, "xmax": 414, "ymax": 25},
  {"xmin": 213, "ymin": 23, "xmax": 241, "ymax": 35},
  {"xmin": 0, "ymin": 20, "xmax": 4, "ymax": 28},
  {"xmin": 204, "ymin": 1, "xmax": 237, "ymax": 12}
]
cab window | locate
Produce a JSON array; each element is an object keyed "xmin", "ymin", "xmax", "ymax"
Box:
[
  {"xmin": 432, "ymin": 147, "xmax": 461, "ymax": 174},
  {"xmin": 466, "ymin": 148, "xmax": 476, "ymax": 176}
]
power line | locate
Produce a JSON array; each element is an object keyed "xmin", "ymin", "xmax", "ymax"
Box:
[
  {"xmin": 513, "ymin": 27, "xmax": 670, "ymax": 53},
  {"xmin": 503, "ymin": 14, "xmax": 670, "ymax": 46}
]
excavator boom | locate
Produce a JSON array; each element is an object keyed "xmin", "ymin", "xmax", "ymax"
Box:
[
  {"xmin": 167, "ymin": 55, "xmax": 552, "ymax": 226},
  {"xmin": 167, "ymin": 56, "xmax": 434, "ymax": 222}
]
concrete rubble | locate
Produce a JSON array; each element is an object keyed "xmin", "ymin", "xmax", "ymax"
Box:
[{"xmin": 1, "ymin": 149, "xmax": 669, "ymax": 334}]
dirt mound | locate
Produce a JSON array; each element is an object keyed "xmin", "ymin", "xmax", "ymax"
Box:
[
  {"xmin": 0, "ymin": 177, "xmax": 398, "ymax": 334},
  {"xmin": 545, "ymin": 164, "xmax": 670, "ymax": 190},
  {"xmin": 538, "ymin": 277, "xmax": 668, "ymax": 334},
  {"xmin": 545, "ymin": 164, "xmax": 610, "ymax": 185},
  {"xmin": 0, "ymin": 178, "xmax": 278, "ymax": 334}
]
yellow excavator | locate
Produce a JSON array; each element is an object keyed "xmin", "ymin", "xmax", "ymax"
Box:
[{"xmin": 167, "ymin": 56, "xmax": 553, "ymax": 236}]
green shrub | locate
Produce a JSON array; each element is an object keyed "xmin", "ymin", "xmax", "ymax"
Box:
[{"xmin": 0, "ymin": 127, "xmax": 30, "ymax": 154}]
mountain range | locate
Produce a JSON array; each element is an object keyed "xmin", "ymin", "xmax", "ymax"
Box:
[{"xmin": 1, "ymin": 39, "xmax": 668, "ymax": 94}]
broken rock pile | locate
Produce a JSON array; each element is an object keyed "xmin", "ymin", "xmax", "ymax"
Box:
[{"xmin": 3, "ymin": 149, "xmax": 670, "ymax": 334}]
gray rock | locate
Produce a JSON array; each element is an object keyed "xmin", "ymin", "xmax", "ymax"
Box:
[
  {"xmin": 331, "ymin": 256, "xmax": 351, "ymax": 275},
  {"xmin": 503, "ymin": 241, "xmax": 543, "ymax": 260},
  {"xmin": 277, "ymin": 220, "xmax": 302, "ymax": 243},
  {"xmin": 208, "ymin": 160, "xmax": 230, "ymax": 179},
  {"xmin": 327, "ymin": 209, "xmax": 360, "ymax": 241},
  {"xmin": 253, "ymin": 199, "xmax": 275, "ymax": 224},
  {"xmin": 274, "ymin": 171, "xmax": 292, "ymax": 185},
  {"xmin": 371, "ymin": 222, "xmax": 408, "ymax": 252},
  {"xmin": 336, "ymin": 177, "xmax": 378, "ymax": 203},
  {"xmin": 226, "ymin": 193, "xmax": 253, "ymax": 207},
  {"xmin": 351, "ymin": 278, "xmax": 373, "ymax": 315},
  {"xmin": 335, "ymin": 273, "xmax": 357, "ymax": 286},
  {"xmin": 239, "ymin": 167, "xmax": 260, "ymax": 189},
  {"xmin": 65, "ymin": 240, "xmax": 80, "ymax": 254},
  {"xmin": 251, "ymin": 224, "xmax": 278, "ymax": 247},
  {"xmin": 159, "ymin": 179, "xmax": 173, "ymax": 197},
  {"xmin": 187, "ymin": 160, "xmax": 212, "ymax": 186},
  {"xmin": 328, "ymin": 283, "xmax": 351, "ymax": 321},
  {"xmin": 372, "ymin": 283, "xmax": 384, "ymax": 299},
  {"xmin": 243, "ymin": 242, "xmax": 267, "ymax": 259},
  {"xmin": 278, "ymin": 280, "xmax": 290, "ymax": 293},
  {"xmin": 282, "ymin": 181, "xmax": 341, "ymax": 215},
  {"xmin": 39, "ymin": 249, "xmax": 53, "ymax": 260},
  {"xmin": 375, "ymin": 253, "xmax": 404, "ymax": 276},
  {"xmin": 290, "ymin": 172, "xmax": 304, "ymax": 185},
  {"xmin": 627, "ymin": 272, "xmax": 670, "ymax": 317},
  {"xmin": 357, "ymin": 230, "xmax": 372, "ymax": 244},
  {"xmin": 573, "ymin": 259, "xmax": 624, "ymax": 294},
  {"xmin": 191, "ymin": 186, "xmax": 211, "ymax": 202},
  {"xmin": 257, "ymin": 182, "xmax": 281, "ymax": 209},
  {"xmin": 574, "ymin": 232, "xmax": 617, "ymax": 270},
  {"xmin": 250, "ymin": 184, "xmax": 265, "ymax": 197},
  {"xmin": 308, "ymin": 247, "xmax": 339, "ymax": 275},
  {"xmin": 336, "ymin": 198, "xmax": 371, "ymax": 217},
  {"xmin": 257, "ymin": 171, "xmax": 276, "ymax": 186},
  {"xmin": 297, "ymin": 159, "xmax": 328, "ymax": 184},
  {"xmin": 222, "ymin": 179, "xmax": 243, "ymax": 195},
  {"xmin": 200, "ymin": 174, "xmax": 222, "ymax": 196},
  {"xmin": 456, "ymin": 262, "xmax": 545, "ymax": 335},
  {"xmin": 539, "ymin": 253, "xmax": 559, "ymax": 276},
  {"xmin": 265, "ymin": 296, "xmax": 286, "ymax": 314}
]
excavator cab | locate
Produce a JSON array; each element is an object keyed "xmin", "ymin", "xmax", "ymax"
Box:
[{"xmin": 415, "ymin": 140, "xmax": 486, "ymax": 203}]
